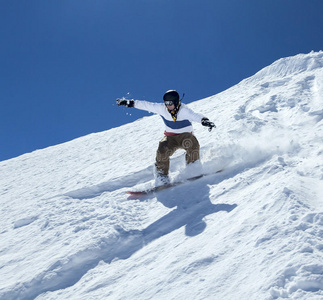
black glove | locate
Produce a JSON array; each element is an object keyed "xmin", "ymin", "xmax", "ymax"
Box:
[
  {"xmin": 201, "ymin": 117, "xmax": 216, "ymax": 132},
  {"xmin": 116, "ymin": 98, "xmax": 135, "ymax": 107}
]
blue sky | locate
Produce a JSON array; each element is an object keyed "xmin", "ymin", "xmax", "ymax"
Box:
[{"xmin": 1, "ymin": 0, "xmax": 323, "ymax": 161}]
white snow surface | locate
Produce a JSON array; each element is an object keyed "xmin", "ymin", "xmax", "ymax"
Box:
[{"xmin": 1, "ymin": 51, "xmax": 323, "ymax": 300}]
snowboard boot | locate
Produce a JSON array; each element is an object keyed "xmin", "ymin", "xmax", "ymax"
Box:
[{"xmin": 154, "ymin": 173, "xmax": 170, "ymax": 187}]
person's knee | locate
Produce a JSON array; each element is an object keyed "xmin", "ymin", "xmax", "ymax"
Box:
[{"xmin": 181, "ymin": 134, "xmax": 199, "ymax": 150}]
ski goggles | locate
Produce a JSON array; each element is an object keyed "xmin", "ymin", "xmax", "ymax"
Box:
[{"xmin": 164, "ymin": 100, "xmax": 175, "ymax": 106}]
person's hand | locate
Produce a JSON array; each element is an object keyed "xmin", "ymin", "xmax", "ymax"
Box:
[
  {"xmin": 201, "ymin": 117, "xmax": 216, "ymax": 131},
  {"xmin": 116, "ymin": 98, "xmax": 135, "ymax": 107}
]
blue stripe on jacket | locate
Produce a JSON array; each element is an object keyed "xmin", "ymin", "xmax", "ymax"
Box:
[{"xmin": 161, "ymin": 116, "xmax": 192, "ymax": 129}]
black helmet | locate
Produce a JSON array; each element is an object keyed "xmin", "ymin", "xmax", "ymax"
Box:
[{"xmin": 163, "ymin": 90, "xmax": 180, "ymax": 106}]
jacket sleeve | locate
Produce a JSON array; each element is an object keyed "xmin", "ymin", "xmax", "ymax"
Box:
[
  {"xmin": 134, "ymin": 100, "xmax": 165, "ymax": 115},
  {"xmin": 181, "ymin": 105, "xmax": 205, "ymax": 123}
]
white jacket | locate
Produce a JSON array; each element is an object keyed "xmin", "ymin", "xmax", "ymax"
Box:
[{"xmin": 134, "ymin": 100, "xmax": 204, "ymax": 135}]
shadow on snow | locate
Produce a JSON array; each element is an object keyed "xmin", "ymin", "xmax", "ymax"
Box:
[{"xmin": 10, "ymin": 174, "xmax": 236, "ymax": 300}]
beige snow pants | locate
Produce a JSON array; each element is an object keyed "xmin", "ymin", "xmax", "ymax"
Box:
[{"xmin": 155, "ymin": 132, "xmax": 200, "ymax": 176}]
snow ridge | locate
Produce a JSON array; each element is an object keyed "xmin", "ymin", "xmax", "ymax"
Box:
[{"xmin": 246, "ymin": 51, "xmax": 323, "ymax": 80}]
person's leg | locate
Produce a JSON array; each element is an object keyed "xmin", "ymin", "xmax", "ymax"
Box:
[
  {"xmin": 155, "ymin": 136, "xmax": 178, "ymax": 176},
  {"xmin": 178, "ymin": 133, "xmax": 200, "ymax": 164}
]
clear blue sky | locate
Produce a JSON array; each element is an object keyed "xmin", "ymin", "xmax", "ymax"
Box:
[{"xmin": 1, "ymin": 0, "xmax": 323, "ymax": 161}]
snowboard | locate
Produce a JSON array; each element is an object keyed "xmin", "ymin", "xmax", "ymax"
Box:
[{"xmin": 126, "ymin": 169, "xmax": 223, "ymax": 198}]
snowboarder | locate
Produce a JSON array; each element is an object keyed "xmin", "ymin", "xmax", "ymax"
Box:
[{"xmin": 116, "ymin": 90, "xmax": 215, "ymax": 185}]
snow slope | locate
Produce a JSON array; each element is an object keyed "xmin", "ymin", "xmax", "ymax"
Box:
[{"xmin": 0, "ymin": 51, "xmax": 322, "ymax": 300}]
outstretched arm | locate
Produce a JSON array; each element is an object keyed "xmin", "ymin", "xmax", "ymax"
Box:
[
  {"xmin": 181, "ymin": 105, "xmax": 216, "ymax": 131},
  {"xmin": 116, "ymin": 99, "xmax": 164, "ymax": 114}
]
